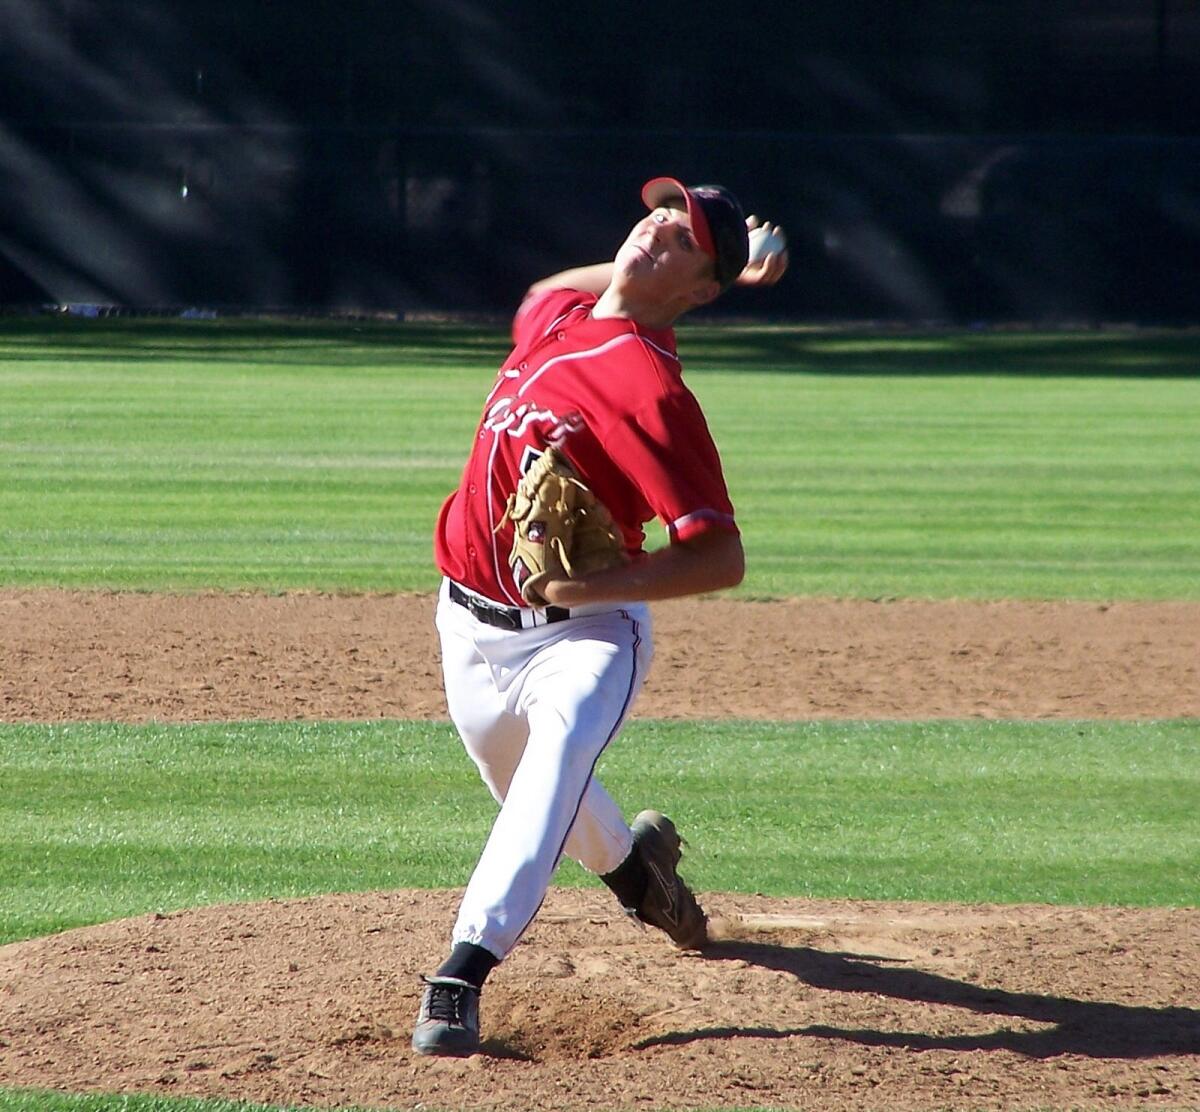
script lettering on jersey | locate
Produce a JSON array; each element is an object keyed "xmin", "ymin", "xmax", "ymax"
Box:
[{"xmin": 484, "ymin": 396, "xmax": 583, "ymax": 444}]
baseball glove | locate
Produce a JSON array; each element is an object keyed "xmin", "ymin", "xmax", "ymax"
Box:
[{"xmin": 496, "ymin": 447, "xmax": 625, "ymax": 607}]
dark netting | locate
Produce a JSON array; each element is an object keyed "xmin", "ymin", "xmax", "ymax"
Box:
[{"xmin": 2, "ymin": 1, "xmax": 1198, "ymax": 322}]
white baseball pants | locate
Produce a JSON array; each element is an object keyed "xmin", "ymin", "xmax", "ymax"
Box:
[{"xmin": 435, "ymin": 578, "xmax": 654, "ymax": 960}]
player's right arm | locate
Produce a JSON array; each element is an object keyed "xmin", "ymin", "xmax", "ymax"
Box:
[
  {"xmin": 525, "ymin": 263, "xmax": 614, "ymax": 298},
  {"xmin": 512, "ymin": 265, "xmax": 613, "ymax": 339}
]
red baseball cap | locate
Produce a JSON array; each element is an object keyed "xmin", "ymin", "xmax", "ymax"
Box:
[{"xmin": 640, "ymin": 177, "xmax": 750, "ymax": 288}]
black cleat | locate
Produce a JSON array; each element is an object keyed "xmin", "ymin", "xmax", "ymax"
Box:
[
  {"xmin": 630, "ymin": 810, "xmax": 708, "ymax": 949},
  {"xmin": 412, "ymin": 975, "xmax": 481, "ymax": 1057}
]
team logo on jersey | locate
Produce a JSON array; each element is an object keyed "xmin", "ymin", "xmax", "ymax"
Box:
[
  {"xmin": 547, "ymin": 411, "xmax": 585, "ymax": 446},
  {"xmin": 485, "ymin": 399, "xmax": 584, "ymax": 445},
  {"xmin": 483, "ymin": 396, "xmax": 559, "ymax": 438}
]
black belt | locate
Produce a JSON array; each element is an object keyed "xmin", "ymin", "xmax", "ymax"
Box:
[{"xmin": 448, "ymin": 581, "xmax": 570, "ymax": 630}]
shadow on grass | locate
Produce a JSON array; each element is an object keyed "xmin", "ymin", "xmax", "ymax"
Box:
[
  {"xmin": 0, "ymin": 317, "xmax": 513, "ymax": 369},
  {"xmin": 0, "ymin": 318, "xmax": 1198, "ymax": 376},
  {"xmin": 631, "ymin": 939, "xmax": 1200, "ymax": 1059},
  {"xmin": 679, "ymin": 326, "xmax": 1200, "ymax": 377}
]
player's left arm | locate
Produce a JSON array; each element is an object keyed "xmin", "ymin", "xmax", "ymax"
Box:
[
  {"xmin": 542, "ymin": 384, "xmax": 746, "ymax": 606},
  {"xmin": 539, "ymin": 527, "xmax": 744, "ymax": 607}
]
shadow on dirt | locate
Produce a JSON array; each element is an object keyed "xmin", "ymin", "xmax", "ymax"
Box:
[
  {"xmin": 633, "ymin": 940, "xmax": 1200, "ymax": 1059},
  {"xmin": 479, "ymin": 1039, "xmax": 534, "ymax": 1062}
]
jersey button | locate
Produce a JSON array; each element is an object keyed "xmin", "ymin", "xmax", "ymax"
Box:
[
  {"xmin": 468, "ymin": 483, "xmax": 477, "ymax": 494},
  {"xmin": 556, "ymin": 331, "xmax": 566, "ymax": 341},
  {"xmin": 467, "ymin": 546, "xmax": 477, "ymax": 558},
  {"xmin": 519, "ymin": 361, "xmax": 528, "ymax": 370}
]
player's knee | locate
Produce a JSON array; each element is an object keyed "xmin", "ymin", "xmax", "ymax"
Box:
[{"xmin": 531, "ymin": 727, "xmax": 609, "ymax": 779}]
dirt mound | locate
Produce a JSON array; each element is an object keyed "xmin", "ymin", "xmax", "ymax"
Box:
[
  {"xmin": 3, "ymin": 590, "xmax": 1198, "ymax": 722},
  {"xmin": 1, "ymin": 889, "xmax": 1197, "ymax": 1111},
  {"xmin": 4, "ymin": 589, "xmax": 1199, "ymax": 1110}
]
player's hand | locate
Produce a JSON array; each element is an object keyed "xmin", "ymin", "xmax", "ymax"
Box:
[
  {"xmin": 736, "ymin": 214, "xmax": 789, "ymax": 287},
  {"xmin": 538, "ymin": 577, "xmax": 573, "ymax": 607}
]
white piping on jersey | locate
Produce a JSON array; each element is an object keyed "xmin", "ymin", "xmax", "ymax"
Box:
[
  {"xmin": 670, "ymin": 507, "xmax": 736, "ymax": 537},
  {"xmin": 550, "ymin": 301, "xmax": 678, "ymax": 363},
  {"xmin": 543, "ymin": 308, "xmax": 576, "ymax": 336},
  {"xmin": 639, "ymin": 335, "xmax": 680, "ymax": 362},
  {"xmin": 484, "ymin": 367, "xmax": 522, "ymax": 406},
  {"xmin": 516, "ymin": 331, "xmax": 677, "ymax": 399},
  {"xmin": 486, "ymin": 430, "xmax": 525, "ymax": 607}
]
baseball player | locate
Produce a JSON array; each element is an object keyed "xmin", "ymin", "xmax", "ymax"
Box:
[{"xmin": 414, "ymin": 177, "xmax": 788, "ymax": 1056}]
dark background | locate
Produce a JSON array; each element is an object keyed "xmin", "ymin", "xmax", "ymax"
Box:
[{"xmin": 2, "ymin": 0, "xmax": 1198, "ymax": 321}]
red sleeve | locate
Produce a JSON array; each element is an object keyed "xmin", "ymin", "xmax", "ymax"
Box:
[
  {"xmin": 512, "ymin": 287, "xmax": 595, "ymax": 345},
  {"xmin": 603, "ymin": 391, "xmax": 738, "ymax": 543}
]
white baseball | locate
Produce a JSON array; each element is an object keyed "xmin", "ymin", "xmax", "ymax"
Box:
[{"xmin": 747, "ymin": 225, "xmax": 786, "ymax": 265}]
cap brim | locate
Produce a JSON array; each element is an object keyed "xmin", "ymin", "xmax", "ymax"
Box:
[{"xmin": 640, "ymin": 177, "xmax": 716, "ymax": 260}]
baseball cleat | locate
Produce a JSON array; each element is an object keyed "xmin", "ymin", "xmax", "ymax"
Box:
[
  {"xmin": 412, "ymin": 975, "xmax": 481, "ymax": 1057},
  {"xmin": 630, "ymin": 809, "xmax": 708, "ymax": 950}
]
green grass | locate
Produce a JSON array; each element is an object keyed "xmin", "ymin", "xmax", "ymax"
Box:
[
  {"xmin": 2, "ymin": 718, "xmax": 1195, "ymax": 946},
  {"xmin": 0, "ymin": 318, "xmax": 1196, "ymax": 598},
  {"xmin": 0, "ymin": 1097, "xmax": 784, "ymax": 1112},
  {"xmin": 1, "ymin": 1095, "xmax": 810, "ymax": 1112},
  {"xmin": 0, "ymin": 1094, "xmax": 334, "ymax": 1112},
  {"xmin": 0, "ymin": 1095, "xmax": 807, "ymax": 1112}
]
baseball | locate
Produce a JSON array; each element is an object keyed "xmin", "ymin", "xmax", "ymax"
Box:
[{"xmin": 747, "ymin": 225, "xmax": 786, "ymax": 265}]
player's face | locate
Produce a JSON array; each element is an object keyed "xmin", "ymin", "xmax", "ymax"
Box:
[{"xmin": 612, "ymin": 205, "xmax": 719, "ymax": 307}]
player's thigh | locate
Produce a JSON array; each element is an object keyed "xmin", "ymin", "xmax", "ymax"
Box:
[
  {"xmin": 436, "ymin": 606, "xmax": 528, "ymax": 799},
  {"xmin": 523, "ymin": 611, "xmax": 653, "ymax": 757}
]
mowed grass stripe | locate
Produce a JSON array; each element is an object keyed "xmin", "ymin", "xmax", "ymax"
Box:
[
  {"xmin": 714, "ymin": 365, "xmax": 1199, "ymax": 599},
  {"xmin": 1, "ymin": 319, "xmax": 1197, "ymax": 597},
  {"xmin": 2, "ymin": 719, "xmax": 1195, "ymax": 946}
]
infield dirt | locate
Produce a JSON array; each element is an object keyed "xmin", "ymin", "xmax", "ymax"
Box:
[
  {"xmin": 2, "ymin": 590, "xmax": 1198, "ymax": 721},
  {"xmin": 1, "ymin": 589, "xmax": 1198, "ymax": 1111}
]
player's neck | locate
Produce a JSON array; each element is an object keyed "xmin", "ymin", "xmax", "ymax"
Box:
[{"xmin": 592, "ymin": 285, "xmax": 684, "ymax": 330}]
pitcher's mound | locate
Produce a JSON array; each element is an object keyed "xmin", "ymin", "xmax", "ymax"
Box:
[{"xmin": 1, "ymin": 888, "xmax": 1197, "ymax": 1111}]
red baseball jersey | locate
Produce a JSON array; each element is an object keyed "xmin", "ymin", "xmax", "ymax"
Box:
[{"xmin": 434, "ymin": 287, "xmax": 738, "ymax": 607}]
